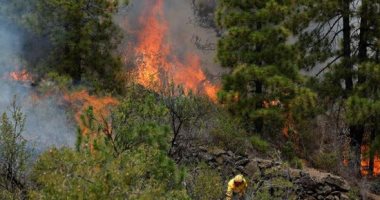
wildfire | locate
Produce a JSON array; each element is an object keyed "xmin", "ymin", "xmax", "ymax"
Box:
[
  {"xmin": 132, "ymin": 0, "xmax": 219, "ymax": 101},
  {"xmin": 9, "ymin": 69, "xmax": 33, "ymax": 82},
  {"xmin": 63, "ymin": 90, "xmax": 119, "ymax": 135},
  {"xmin": 360, "ymin": 145, "xmax": 380, "ymax": 176}
]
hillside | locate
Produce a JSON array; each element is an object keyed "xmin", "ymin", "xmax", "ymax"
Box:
[{"xmin": 1, "ymin": 0, "xmax": 380, "ymax": 199}]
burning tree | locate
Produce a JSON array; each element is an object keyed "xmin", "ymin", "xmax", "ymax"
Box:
[
  {"xmin": 346, "ymin": 63, "xmax": 380, "ymax": 176},
  {"xmin": 130, "ymin": 0, "xmax": 219, "ymax": 101},
  {"xmin": 292, "ymin": 0, "xmax": 380, "ymax": 176}
]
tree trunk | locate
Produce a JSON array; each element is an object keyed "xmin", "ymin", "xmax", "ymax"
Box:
[
  {"xmin": 358, "ymin": 1, "xmax": 368, "ymax": 82},
  {"xmin": 254, "ymin": 22, "xmax": 264, "ymax": 133},
  {"xmin": 349, "ymin": 125, "xmax": 364, "ymax": 176},
  {"xmin": 342, "ymin": 0, "xmax": 353, "ymax": 92},
  {"xmin": 369, "ymin": 129, "xmax": 376, "ymax": 176},
  {"xmin": 350, "ymin": 1, "xmax": 374, "ymax": 176}
]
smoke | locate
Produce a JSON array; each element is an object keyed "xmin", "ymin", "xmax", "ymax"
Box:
[
  {"xmin": 0, "ymin": 18, "xmax": 75, "ymax": 152},
  {"xmin": 117, "ymin": 0, "xmax": 226, "ymax": 79}
]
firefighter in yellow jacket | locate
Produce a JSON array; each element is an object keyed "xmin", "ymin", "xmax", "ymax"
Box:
[{"xmin": 226, "ymin": 174, "xmax": 248, "ymax": 200}]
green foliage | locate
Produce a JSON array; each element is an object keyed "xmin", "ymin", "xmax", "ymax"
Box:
[
  {"xmin": 29, "ymin": 85, "xmax": 194, "ymax": 199},
  {"xmin": 346, "ymin": 63, "xmax": 380, "ymax": 127},
  {"xmin": 160, "ymin": 83, "xmax": 215, "ymax": 158},
  {"xmin": 162, "ymin": 84, "xmax": 213, "ymax": 133},
  {"xmin": 28, "ymin": 0, "xmax": 126, "ymax": 93},
  {"xmin": 77, "ymin": 86, "xmax": 171, "ymax": 157},
  {"xmin": 293, "ymin": 0, "xmax": 380, "ymax": 175},
  {"xmin": 252, "ymin": 176, "xmax": 295, "ymax": 200},
  {"xmin": 281, "ymin": 141, "xmax": 296, "ymax": 161},
  {"xmin": 347, "ymin": 186, "xmax": 361, "ymax": 200},
  {"xmin": 185, "ymin": 163, "xmax": 224, "ymax": 200},
  {"xmin": 0, "ymin": 98, "xmax": 30, "ymax": 199},
  {"xmin": 111, "ymin": 88, "xmax": 170, "ymax": 153},
  {"xmin": 37, "ymin": 72, "xmax": 73, "ymax": 94},
  {"xmin": 209, "ymin": 109, "xmax": 249, "ymax": 154},
  {"xmin": 30, "ymin": 146, "xmax": 189, "ymax": 199},
  {"xmin": 216, "ymin": 0, "xmax": 318, "ymax": 139},
  {"xmin": 254, "ymin": 189, "xmax": 271, "ymax": 200},
  {"xmin": 289, "ymin": 157, "xmax": 303, "ymax": 170},
  {"xmin": 251, "ymin": 135, "xmax": 270, "ymax": 153},
  {"xmin": 312, "ymin": 152, "xmax": 339, "ymax": 171}
]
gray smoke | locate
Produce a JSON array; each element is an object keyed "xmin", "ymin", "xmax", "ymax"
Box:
[
  {"xmin": 117, "ymin": 0, "xmax": 227, "ymax": 80},
  {"xmin": 0, "ymin": 19, "xmax": 75, "ymax": 152}
]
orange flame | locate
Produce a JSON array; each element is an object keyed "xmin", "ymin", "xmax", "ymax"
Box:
[
  {"xmin": 63, "ymin": 90, "xmax": 119, "ymax": 136},
  {"xmin": 133, "ymin": 0, "xmax": 219, "ymax": 101},
  {"xmin": 9, "ymin": 69, "xmax": 33, "ymax": 82},
  {"xmin": 360, "ymin": 145, "xmax": 380, "ymax": 176}
]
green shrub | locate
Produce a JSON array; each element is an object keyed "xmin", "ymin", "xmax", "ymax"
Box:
[
  {"xmin": 289, "ymin": 157, "xmax": 303, "ymax": 169},
  {"xmin": 209, "ymin": 111, "xmax": 249, "ymax": 154},
  {"xmin": 281, "ymin": 141, "xmax": 296, "ymax": 160},
  {"xmin": 186, "ymin": 163, "xmax": 224, "ymax": 200},
  {"xmin": 347, "ymin": 186, "xmax": 360, "ymax": 200},
  {"xmin": 312, "ymin": 152, "xmax": 338, "ymax": 172},
  {"xmin": 251, "ymin": 135, "xmax": 270, "ymax": 153}
]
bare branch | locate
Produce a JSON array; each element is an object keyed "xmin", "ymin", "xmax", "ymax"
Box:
[{"xmin": 316, "ymin": 54, "xmax": 343, "ymax": 76}]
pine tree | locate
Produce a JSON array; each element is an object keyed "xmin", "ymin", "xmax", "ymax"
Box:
[
  {"xmin": 216, "ymin": 0, "xmax": 317, "ymax": 142},
  {"xmin": 294, "ymin": 0, "xmax": 380, "ymax": 175},
  {"xmin": 30, "ymin": 0, "xmax": 125, "ymax": 93}
]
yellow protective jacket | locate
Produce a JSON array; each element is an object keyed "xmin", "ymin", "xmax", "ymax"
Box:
[{"xmin": 226, "ymin": 178, "xmax": 248, "ymax": 200}]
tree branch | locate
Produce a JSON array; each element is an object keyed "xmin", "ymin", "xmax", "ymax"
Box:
[{"xmin": 316, "ymin": 54, "xmax": 343, "ymax": 76}]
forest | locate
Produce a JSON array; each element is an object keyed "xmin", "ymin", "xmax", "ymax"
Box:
[{"xmin": 0, "ymin": 0, "xmax": 379, "ymax": 199}]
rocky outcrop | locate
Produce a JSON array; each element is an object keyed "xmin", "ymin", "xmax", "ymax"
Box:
[{"xmin": 177, "ymin": 146, "xmax": 351, "ymax": 199}]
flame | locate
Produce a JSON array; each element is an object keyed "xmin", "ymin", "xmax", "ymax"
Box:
[
  {"xmin": 63, "ymin": 90, "xmax": 119, "ymax": 136},
  {"xmin": 361, "ymin": 145, "xmax": 370, "ymax": 176},
  {"xmin": 9, "ymin": 69, "xmax": 33, "ymax": 82},
  {"xmin": 360, "ymin": 145, "xmax": 380, "ymax": 176},
  {"xmin": 132, "ymin": 0, "xmax": 219, "ymax": 101}
]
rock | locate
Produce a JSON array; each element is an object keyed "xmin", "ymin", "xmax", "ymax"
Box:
[
  {"xmin": 198, "ymin": 146, "xmax": 207, "ymax": 152},
  {"xmin": 317, "ymin": 189, "xmax": 324, "ymax": 195},
  {"xmin": 198, "ymin": 152, "xmax": 213, "ymax": 161},
  {"xmin": 235, "ymin": 158, "xmax": 250, "ymax": 166},
  {"xmin": 340, "ymin": 194, "xmax": 349, "ymax": 200},
  {"xmin": 323, "ymin": 185, "xmax": 332, "ymax": 194},
  {"xmin": 209, "ymin": 148, "xmax": 226, "ymax": 156},
  {"xmin": 244, "ymin": 161, "xmax": 259, "ymax": 176},
  {"xmin": 257, "ymin": 159, "xmax": 274, "ymax": 169},
  {"xmin": 288, "ymin": 168, "xmax": 302, "ymax": 180},
  {"xmin": 296, "ymin": 174, "xmax": 316, "ymax": 188},
  {"xmin": 215, "ymin": 156, "xmax": 224, "ymax": 165},
  {"xmin": 323, "ymin": 174, "xmax": 350, "ymax": 191},
  {"xmin": 236, "ymin": 166, "xmax": 245, "ymax": 173},
  {"xmin": 222, "ymin": 155, "xmax": 234, "ymax": 164},
  {"xmin": 176, "ymin": 145, "xmax": 353, "ymax": 200}
]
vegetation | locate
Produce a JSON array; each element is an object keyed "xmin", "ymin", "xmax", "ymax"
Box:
[
  {"xmin": 185, "ymin": 163, "xmax": 224, "ymax": 200},
  {"xmin": 1, "ymin": 0, "xmax": 380, "ymax": 199},
  {"xmin": 284, "ymin": 0, "xmax": 380, "ymax": 176},
  {"xmin": 0, "ymin": 99, "xmax": 30, "ymax": 200}
]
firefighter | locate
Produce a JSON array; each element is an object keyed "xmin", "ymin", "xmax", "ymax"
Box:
[{"xmin": 226, "ymin": 174, "xmax": 248, "ymax": 200}]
